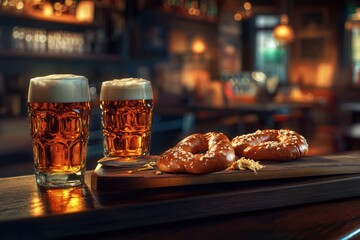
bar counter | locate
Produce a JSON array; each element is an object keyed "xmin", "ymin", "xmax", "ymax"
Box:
[{"xmin": 1, "ymin": 156, "xmax": 360, "ymax": 239}]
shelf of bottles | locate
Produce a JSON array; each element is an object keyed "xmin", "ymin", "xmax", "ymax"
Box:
[
  {"xmin": 0, "ymin": 0, "xmax": 124, "ymax": 60},
  {"xmin": 0, "ymin": 0, "xmax": 95, "ymax": 23},
  {"xmin": 161, "ymin": 0, "xmax": 218, "ymax": 23},
  {"xmin": 8, "ymin": 26, "xmax": 113, "ymax": 57}
]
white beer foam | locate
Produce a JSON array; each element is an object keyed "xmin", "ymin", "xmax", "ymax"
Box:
[
  {"xmin": 28, "ymin": 74, "xmax": 90, "ymax": 103},
  {"xmin": 100, "ymin": 78, "xmax": 153, "ymax": 101}
]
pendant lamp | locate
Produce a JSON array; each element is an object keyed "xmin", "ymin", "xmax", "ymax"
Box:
[
  {"xmin": 273, "ymin": 14, "xmax": 294, "ymax": 44},
  {"xmin": 273, "ymin": 0, "xmax": 294, "ymax": 44}
]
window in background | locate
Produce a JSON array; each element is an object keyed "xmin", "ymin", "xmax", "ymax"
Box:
[
  {"xmin": 351, "ymin": 24, "xmax": 360, "ymax": 84},
  {"xmin": 254, "ymin": 15, "xmax": 288, "ymax": 84}
]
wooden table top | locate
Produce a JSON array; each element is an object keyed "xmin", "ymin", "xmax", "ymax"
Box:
[{"xmin": 0, "ymin": 171, "xmax": 359, "ymax": 239}]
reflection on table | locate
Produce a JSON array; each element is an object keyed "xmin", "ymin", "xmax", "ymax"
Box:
[{"xmin": 29, "ymin": 186, "xmax": 94, "ymax": 216}]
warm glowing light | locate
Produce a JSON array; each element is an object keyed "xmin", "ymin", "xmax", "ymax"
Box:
[
  {"xmin": 55, "ymin": 10, "xmax": 62, "ymax": 17},
  {"xmin": 224, "ymin": 44, "xmax": 236, "ymax": 54},
  {"xmin": 191, "ymin": 36, "xmax": 206, "ymax": 54},
  {"xmin": 169, "ymin": 30, "xmax": 187, "ymax": 53},
  {"xmin": 43, "ymin": 2, "xmax": 53, "ymax": 17},
  {"xmin": 351, "ymin": 8, "xmax": 360, "ymax": 21},
  {"xmin": 234, "ymin": 1, "xmax": 252, "ymax": 21},
  {"xmin": 252, "ymin": 71, "xmax": 267, "ymax": 84},
  {"xmin": 18, "ymin": 29, "xmax": 25, "ymax": 39},
  {"xmin": 65, "ymin": 0, "xmax": 73, "ymax": 7},
  {"xmin": 29, "ymin": 187, "xmax": 87, "ymax": 215},
  {"xmin": 317, "ymin": 63, "xmax": 333, "ymax": 87},
  {"xmin": 273, "ymin": 15, "xmax": 294, "ymax": 44},
  {"xmin": 12, "ymin": 27, "xmax": 19, "ymax": 39},
  {"xmin": 188, "ymin": 0, "xmax": 200, "ymax": 16},
  {"xmin": 188, "ymin": 7, "xmax": 200, "ymax": 16},
  {"xmin": 16, "ymin": 1, "xmax": 24, "ymax": 10},
  {"xmin": 234, "ymin": 12, "xmax": 243, "ymax": 21},
  {"xmin": 273, "ymin": 25, "xmax": 294, "ymax": 42},
  {"xmin": 243, "ymin": 2, "xmax": 252, "ymax": 11},
  {"xmin": 345, "ymin": 21, "xmax": 353, "ymax": 30},
  {"xmin": 1, "ymin": 0, "xmax": 8, "ymax": 7},
  {"xmin": 25, "ymin": 34, "xmax": 32, "ymax": 42},
  {"xmin": 181, "ymin": 66, "xmax": 210, "ymax": 94},
  {"xmin": 39, "ymin": 34, "xmax": 47, "ymax": 43},
  {"xmin": 290, "ymin": 86, "xmax": 303, "ymax": 100},
  {"xmin": 54, "ymin": 2, "xmax": 62, "ymax": 10},
  {"xmin": 76, "ymin": 1, "xmax": 94, "ymax": 22},
  {"xmin": 29, "ymin": 193, "xmax": 45, "ymax": 217},
  {"xmin": 8, "ymin": 0, "xmax": 15, "ymax": 7}
]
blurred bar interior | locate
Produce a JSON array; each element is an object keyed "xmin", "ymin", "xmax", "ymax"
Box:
[{"xmin": 1, "ymin": 0, "xmax": 360, "ymax": 177}]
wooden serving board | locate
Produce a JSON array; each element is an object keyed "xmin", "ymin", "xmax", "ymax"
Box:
[{"xmin": 91, "ymin": 151, "xmax": 360, "ymax": 192}]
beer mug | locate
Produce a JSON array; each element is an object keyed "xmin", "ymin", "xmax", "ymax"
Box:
[
  {"xmin": 100, "ymin": 78, "xmax": 154, "ymax": 160},
  {"xmin": 28, "ymin": 74, "xmax": 90, "ymax": 187}
]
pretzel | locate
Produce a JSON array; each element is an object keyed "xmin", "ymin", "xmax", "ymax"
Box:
[
  {"xmin": 231, "ymin": 129, "xmax": 308, "ymax": 161},
  {"xmin": 157, "ymin": 132, "xmax": 235, "ymax": 174}
]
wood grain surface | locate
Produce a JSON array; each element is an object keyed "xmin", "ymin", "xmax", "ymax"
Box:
[
  {"xmin": 1, "ymin": 173, "xmax": 360, "ymax": 239},
  {"xmin": 92, "ymin": 151, "xmax": 360, "ymax": 191},
  {"xmin": 2, "ymin": 151, "xmax": 360, "ymax": 239},
  {"xmin": 80, "ymin": 197, "xmax": 360, "ymax": 240},
  {"xmin": 1, "ymin": 171, "xmax": 360, "ymax": 239}
]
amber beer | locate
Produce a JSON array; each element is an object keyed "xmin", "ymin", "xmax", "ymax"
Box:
[
  {"xmin": 28, "ymin": 74, "xmax": 90, "ymax": 187},
  {"xmin": 100, "ymin": 78, "xmax": 153, "ymax": 159}
]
